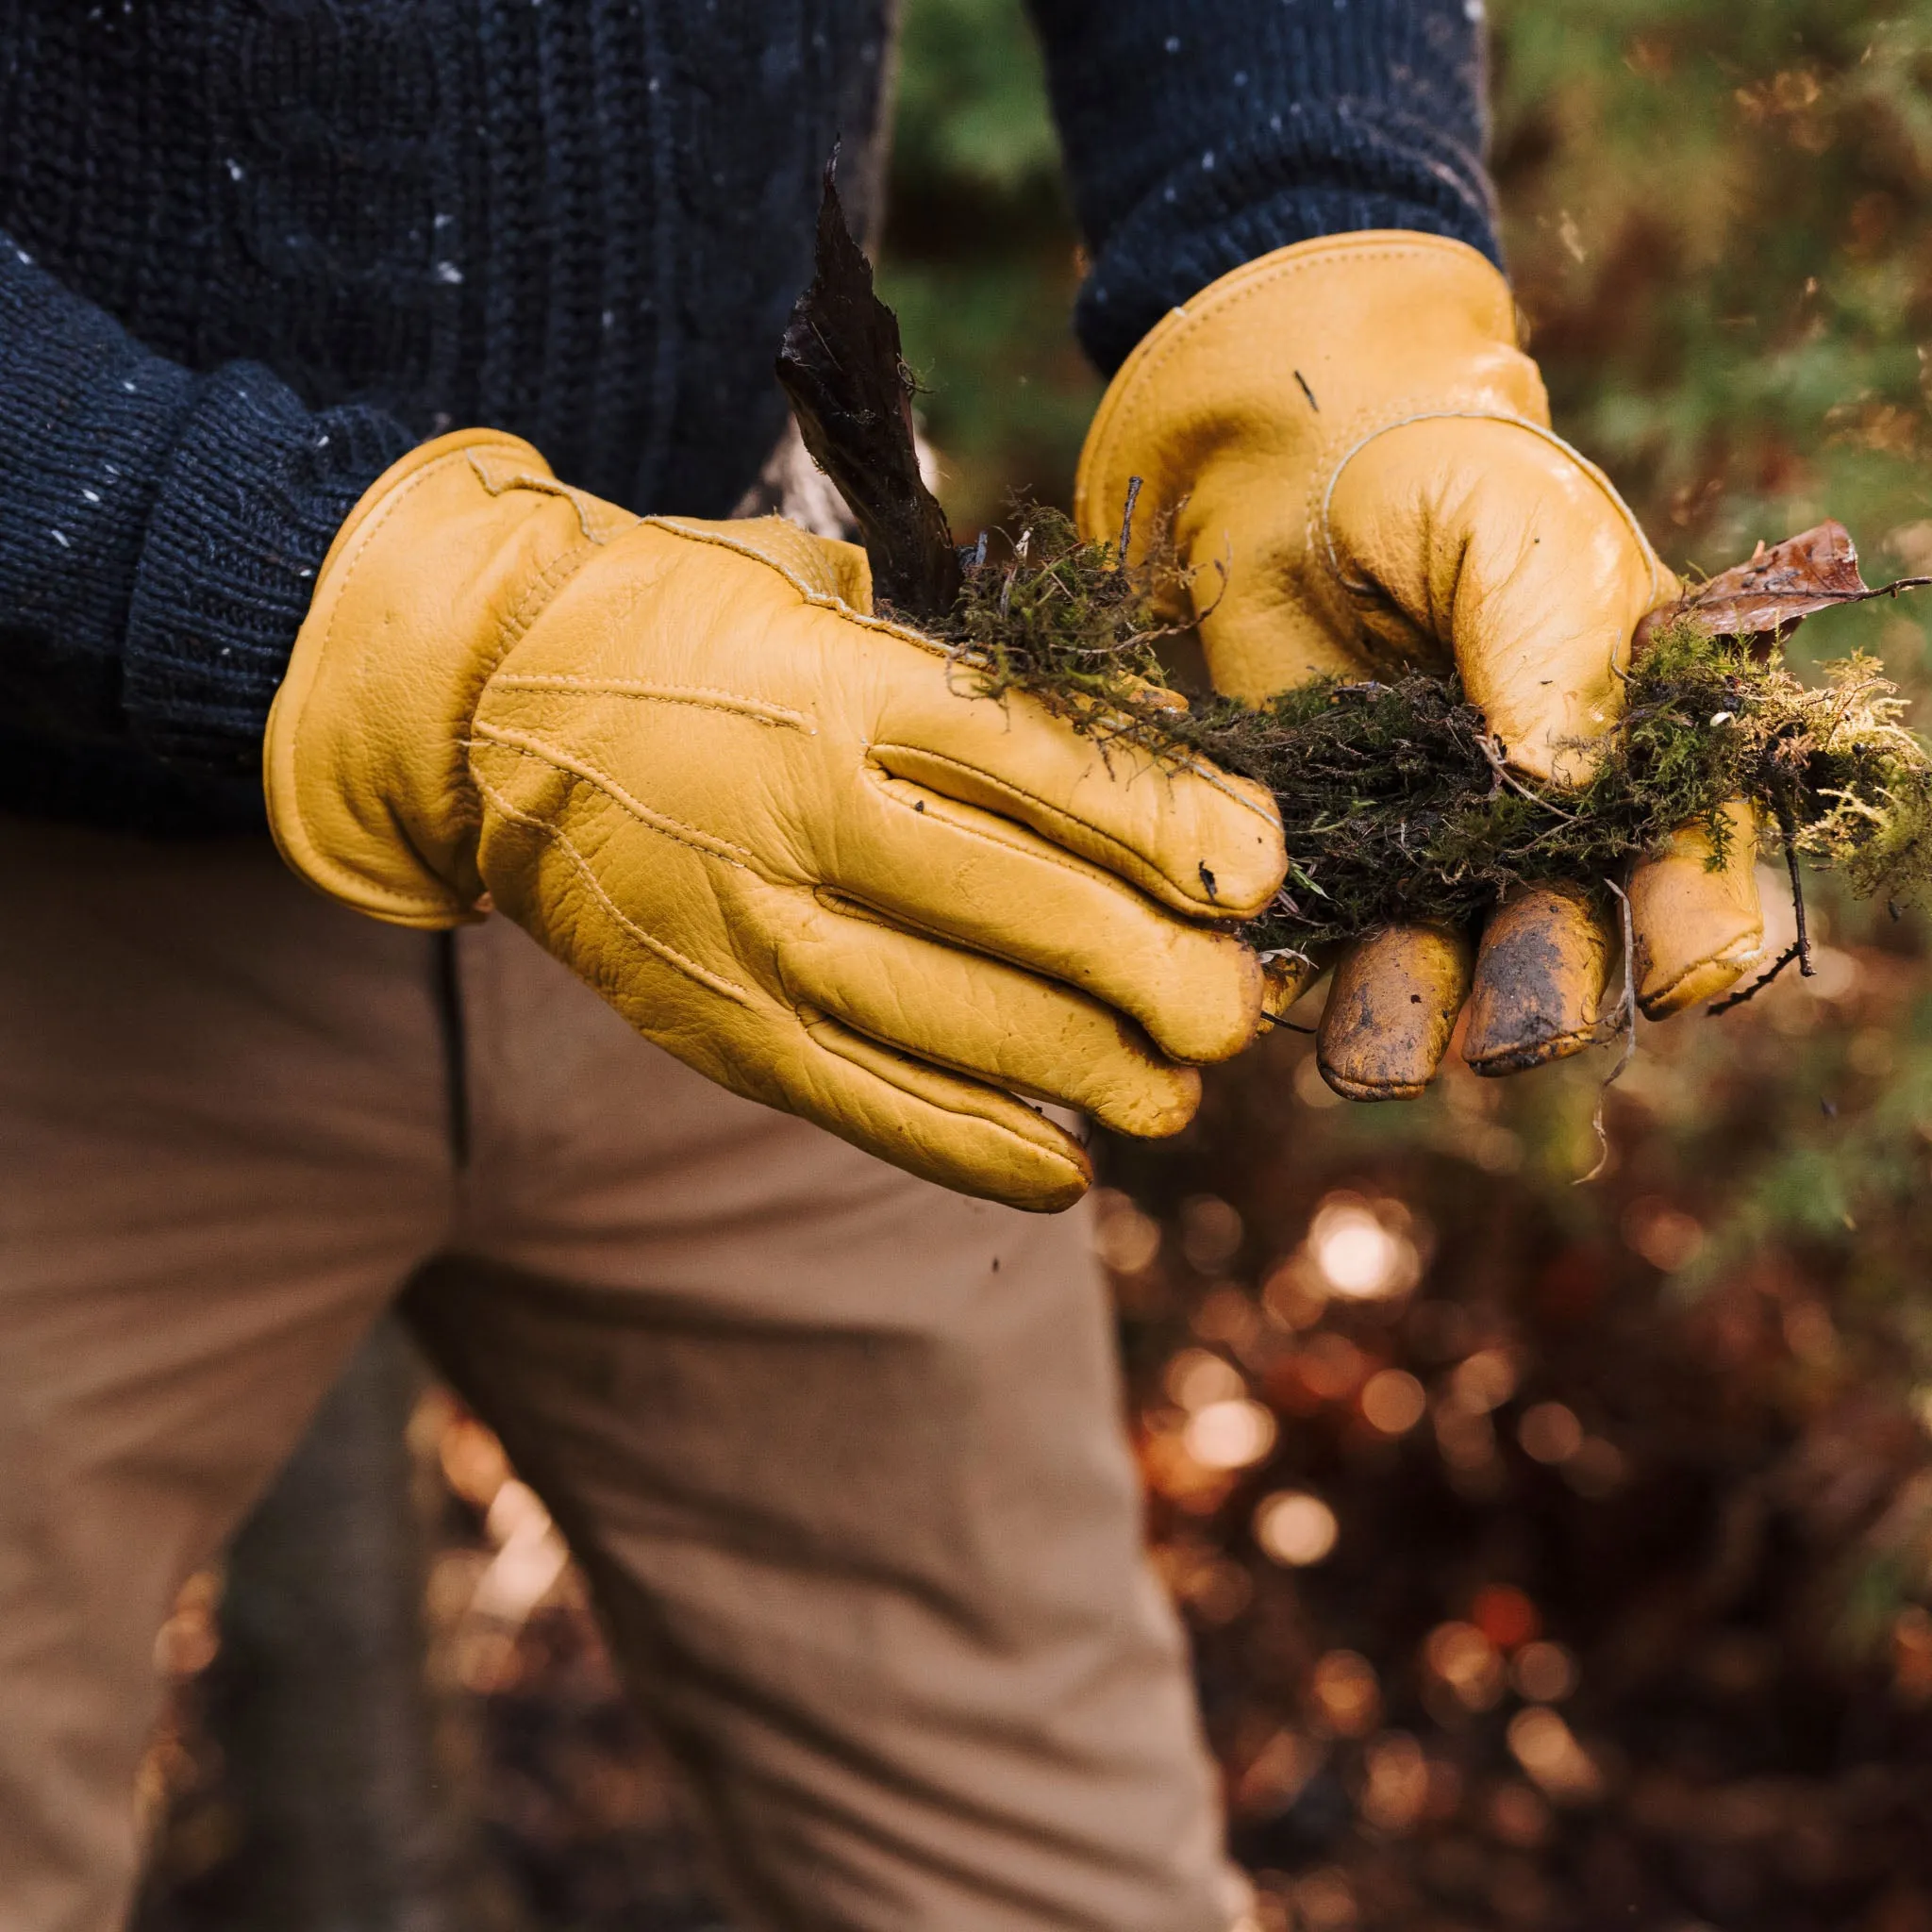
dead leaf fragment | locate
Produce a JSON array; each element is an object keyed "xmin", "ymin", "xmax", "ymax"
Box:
[{"xmin": 1636, "ymin": 520, "xmax": 1932, "ymax": 652}]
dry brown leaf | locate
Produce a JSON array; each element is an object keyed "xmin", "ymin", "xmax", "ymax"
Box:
[{"xmin": 1637, "ymin": 520, "xmax": 1932, "ymax": 651}]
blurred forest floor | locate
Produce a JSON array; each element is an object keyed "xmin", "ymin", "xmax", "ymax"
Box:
[{"xmin": 142, "ymin": 3, "xmax": 1932, "ymax": 1928}]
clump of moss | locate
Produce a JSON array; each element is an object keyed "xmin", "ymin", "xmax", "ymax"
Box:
[{"xmin": 926, "ymin": 506, "xmax": 1932, "ymax": 958}]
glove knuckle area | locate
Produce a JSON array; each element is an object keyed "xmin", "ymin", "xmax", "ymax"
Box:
[
  {"xmin": 1630, "ymin": 802, "xmax": 1766, "ymax": 1017},
  {"xmin": 872, "ymin": 684, "xmax": 1288, "ymax": 918},
  {"xmin": 1179, "ymin": 488, "xmax": 1368, "ymax": 702},
  {"xmin": 1327, "ymin": 416, "xmax": 1660, "ymax": 781}
]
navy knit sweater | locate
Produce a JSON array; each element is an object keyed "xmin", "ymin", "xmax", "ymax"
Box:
[{"xmin": 0, "ymin": 1, "xmax": 1495, "ymax": 832}]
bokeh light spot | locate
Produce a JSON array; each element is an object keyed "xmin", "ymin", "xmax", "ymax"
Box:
[
  {"xmin": 1179, "ymin": 1193, "xmax": 1244, "ymax": 1272},
  {"xmin": 1255, "ymin": 1490, "xmax": 1340, "ymax": 1567},
  {"xmin": 1360, "ymin": 1368, "xmax": 1427, "ymax": 1435},
  {"xmin": 1308, "ymin": 1650, "xmax": 1381, "ymax": 1737},
  {"xmin": 1184, "ymin": 1398, "xmax": 1277, "ymax": 1471},
  {"xmin": 1512, "ymin": 1641, "xmax": 1581, "ymax": 1704},
  {"xmin": 1506, "ymin": 1706, "xmax": 1605, "ymax": 1804},
  {"xmin": 1164, "ymin": 1347, "xmax": 1245, "ymax": 1412},
  {"xmin": 1518, "ymin": 1401, "xmax": 1585, "ymax": 1465},
  {"xmin": 1449, "ymin": 1348, "xmax": 1518, "ymax": 1413},
  {"xmin": 1423, "ymin": 1621, "xmax": 1506, "ymax": 1710},
  {"xmin": 1091, "ymin": 1188, "xmax": 1162, "ymax": 1273},
  {"xmin": 1307, "ymin": 1193, "xmax": 1422, "ymax": 1300},
  {"xmin": 1472, "ymin": 1584, "xmax": 1541, "ymax": 1651}
]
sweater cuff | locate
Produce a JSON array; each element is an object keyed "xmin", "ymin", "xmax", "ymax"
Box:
[
  {"xmin": 1074, "ymin": 103, "xmax": 1503, "ymax": 375},
  {"xmin": 124, "ymin": 365, "xmax": 416, "ymax": 785}
]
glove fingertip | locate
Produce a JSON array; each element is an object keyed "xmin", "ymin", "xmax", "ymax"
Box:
[
  {"xmin": 1462, "ymin": 883, "xmax": 1613, "ymax": 1075},
  {"xmin": 1315, "ymin": 925, "xmax": 1473, "ymax": 1102}
]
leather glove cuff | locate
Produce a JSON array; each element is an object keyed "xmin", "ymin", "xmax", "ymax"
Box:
[{"xmin": 264, "ymin": 429, "xmax": 636, "ymax": 928}]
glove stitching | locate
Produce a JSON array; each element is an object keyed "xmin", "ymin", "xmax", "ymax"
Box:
[
  {"xmin": 799, "ymin": 889, "xmax": 1168, "ymax": 1113},
  {"xmin": 800, "ymin": 890, "xmax": 1161, "ymax": 990},
  {"xmin": 471, "ymin": 771, "xmax": 759, "ymax": 1008},
  {"xmin": 478, "ymin": 748, "xmax": 1083, "ymax": 1179},
  {"xmin": 485, "ymin": 675, "xmax": 812, "ymax": 732},
  {"xmin": 487, "ymin": 543, "xmax": 608, "ymax": 676},
  {"xmin": 795, "ymin": 1011, "xmax": 1086, "ymax": 1176},
  {"xmin": 645, "ymin": 516, "xmax": 952, "ymax": 661},
  {"xmin": 280, "ymin": 444, "xmax": 605, "ymax": 922},
  {"xmin": 1312, "ymin": 409, "xmax": 1666, "ymax": 610},
  {"xmin": 1638, "ymin": 930, "xmax": 1764, "ymax": 1013},
  {"xmin": 808, "ymin": 883, "xmax": 919, "ymax": 932},
  {"xmin": 869, "ymin": 740, "xmax": 1233, "ymax": 914},
  {"xmin": 280, "ymin": 447, "xmax": 520, "ymax": 920},
  {"xmin": 1083, "ymin": 236, "xmax": 1518, "ymax": 507},
  {"xmin": 806, "ymin": 876, "xmax": 1042, "ymax": 969},
  {"xmin": 469, "ymin": 725, "xmax": 761, "ymax": 872},
  {"xmin": 464, "ymin": 453, "xmax": 634, "ymax": 546}
]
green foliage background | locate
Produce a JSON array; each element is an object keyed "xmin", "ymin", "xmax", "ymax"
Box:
[{"xmin": 885, "ymin": 4, "xmax": 1932, "ymax": 1926}]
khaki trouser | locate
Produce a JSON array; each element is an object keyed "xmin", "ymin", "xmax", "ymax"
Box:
[{"xmin": 0, "ymin": 817, "xmax": 1237, "ymax": 1932}]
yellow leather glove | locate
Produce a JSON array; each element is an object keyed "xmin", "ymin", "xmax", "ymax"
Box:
[
  {"xmin": 1074, "ymin": 231, "xmax": 1765, "ymax": 1099},
  {"xmin": 265, "ymin": 431, "xmax": 1287, "ymax": 1208}
]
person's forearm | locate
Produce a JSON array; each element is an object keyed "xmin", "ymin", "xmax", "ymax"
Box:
[
  {"xmin": 0, "ymin": 234, "xmax": 411, "ymax": 793},
  {"xmin": 1030, "ymin": 0, "xmax": 1499, "ymax": 372}
]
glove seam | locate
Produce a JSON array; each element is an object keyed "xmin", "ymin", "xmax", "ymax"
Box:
[
  {"xmin": 806, "ymin": 875, "xmax": 1041, "ymax": 968},
  {"xmin": 464, "ymin": 450, "xmax": 634, "ymax": 547},
  {"xmin": 1080, "ymin": 233, "xmax": 1516, "ymax": 517},
  {"xmin": 1637, "ymin": 930, "xmax": 1764, "ymax": 1014},
  {"xmin": 486, "ymin": 541, "xmax": 606, "ymax": 672},
  {"xmin": 470, "ymin": 725, "xmax": 761, "ymax": 872},
  {"xmin": 277, "ymin": 439, "xmax": 588, "ymax": 923},
  {"xmin": 793, "ymin": 892, "xmax": 1171, "ymax": 1122},
  {"xmin": 645, "ymin": 515, "xmax": 949, "ymax": 659},
  {"xmin": 796, "ymin": 1012, "xmax": 1088, "ymax": 1176},
  {"xmin": 1309, "ymin": 408, "xmax": 1667, "ymax": 614},
  {"xmin": 868, "ymin": 741, "xmax": 1225, "ymax": 915},
  {"xmin": 485, "ymin": 675, "xmax": 813, "ymax": 732},
  {"xmin": 472, "ymin": 769, "xmax": 759, "ymax": 1008}
]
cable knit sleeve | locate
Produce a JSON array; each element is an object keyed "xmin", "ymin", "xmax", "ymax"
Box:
[
  {"xmin": 1029, "ymin": 0, "xmax": 1501, "ymax": 374},
  {"xmin": 0, "ymin": 233, "xmax": 414, "ymax": 817}
]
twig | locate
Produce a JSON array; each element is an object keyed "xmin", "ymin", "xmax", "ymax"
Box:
[
  {"xmin": 1117, "ymin": 475, "xmax": 1143, "ymax": 567},
  {"xmin": 1707, "ymin": 942, "xmax": 1802, "ymax": 1017},
  {"xmin": 1478, "ymin": 733, "xmax": 1583, "ymax": 821},
  {"xmin": 1774, "ymin": 787, "xmax": 1815, "ymax": 977},
  {"xmin": 1576, "ymin": 875, "xmax": 1638, "ymax": 1187},
  {"xmin": 999, "ymin": 528, "xmax": 1030, "ymax": 622}
]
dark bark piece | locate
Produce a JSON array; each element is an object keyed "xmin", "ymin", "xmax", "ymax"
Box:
[
  {"xmin": 775, "ymin": 157, "xmax": 961, "ymax": 621},
  {"xmin": 1637, "ymin": 519, "xmax": 1932, "ymax": 651}
]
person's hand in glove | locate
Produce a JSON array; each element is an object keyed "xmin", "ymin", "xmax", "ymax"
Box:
[
  {"xmin": 1074, "ymin": 231, "xmax": 1765, "ymax": 1099},
  {"xmin": 265, "ymin": 431, "xmax": 1287, "ymax": 1208}
]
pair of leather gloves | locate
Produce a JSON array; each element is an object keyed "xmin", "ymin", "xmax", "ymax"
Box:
[{"xmin": 266, "ymin": 233, "xmax": 1765, "ymax": 1213}]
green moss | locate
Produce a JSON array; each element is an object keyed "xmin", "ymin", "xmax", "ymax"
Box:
[{"xmin": 927, "ymin": 507, "xmax": 1932, "ymax": 950}]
